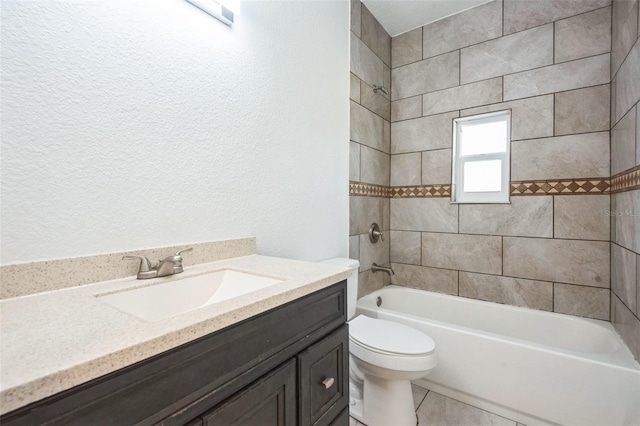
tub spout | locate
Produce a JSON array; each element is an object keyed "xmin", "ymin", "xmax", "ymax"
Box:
[{"xmin": 371, "ymin": 263, "xmax": 395, "ymax": 276}]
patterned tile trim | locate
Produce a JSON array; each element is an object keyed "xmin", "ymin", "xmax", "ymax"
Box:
[
  {"xmin": 350, "ymin": 179, "xmax": 613, "ymax": 198},
  {"xmin": 390, "ymin": 185, "xmax": 451, "ymax": 198},
  {"xmin": 510, "ymin": 178, "xmax": 610, "ymax": 196},
  {"xmin": 610, "ymin": 166, "xmax": 640, "ymax": 194},
  {"xmin": 349, "ymin": 181, "xmax": 391, "ymax": 197}
]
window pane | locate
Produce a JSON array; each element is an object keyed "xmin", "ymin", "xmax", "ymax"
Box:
[
  {"xmin": 463, "ymin": 160, "xmax": 502, "ymax": 192},
  {"xmin": 459, "ymin": 120, "xmax": 507, "ymax": 156}
]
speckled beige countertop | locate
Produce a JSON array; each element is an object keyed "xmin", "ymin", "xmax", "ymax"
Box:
[{"xmin": 0, "ymin": 255, "xmax": 351, "ymax": 415}]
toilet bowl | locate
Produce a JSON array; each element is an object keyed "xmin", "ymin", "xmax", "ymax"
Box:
[
  {"xmin": 349, "ymin": 315, "xmax": 436, "ymax": 425},
  {"xmin": 320, "ymin": 258, "xmax": 437, "ymax": 426}
]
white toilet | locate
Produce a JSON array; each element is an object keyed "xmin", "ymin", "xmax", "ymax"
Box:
[{"xmin": 321, "ymin": 258, "xmax": 437, "ymax": 426}]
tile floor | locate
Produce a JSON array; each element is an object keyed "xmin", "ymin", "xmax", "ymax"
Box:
[{"xmin": 349, "ymin": 384, "xmax": 524, "ymax": 426}]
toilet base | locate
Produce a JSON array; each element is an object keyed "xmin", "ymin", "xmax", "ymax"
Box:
[{"xmin": 349, "ymin": 376, "xmax": 417, "ymax": 426}]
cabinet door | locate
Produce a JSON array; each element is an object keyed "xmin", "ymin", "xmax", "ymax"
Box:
[
  {"xmin": 201, "ymin": 359, "xmax": 296, "ymax": 426},
  {"xmin": 298, "ymin": 325, "xmax": 349, "ymax": 426}
]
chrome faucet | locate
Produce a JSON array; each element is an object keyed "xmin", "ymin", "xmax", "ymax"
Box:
[
  {"xmin": 371, "ymin": 263, "xmax": 395, "ymax": 276},
  {"xmin": 123, "ymin": 247, "xmax": 193, "ymax": 279}
]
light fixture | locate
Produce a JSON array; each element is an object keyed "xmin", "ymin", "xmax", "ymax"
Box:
[{"xmin": 186, "ymin": 0, "xmax": 240, "ymax": 26}]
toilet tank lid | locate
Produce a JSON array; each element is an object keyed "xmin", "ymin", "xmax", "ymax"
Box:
[{"xmin": 319, "ymin": 258, "xmax": 360, "ymax": 270}]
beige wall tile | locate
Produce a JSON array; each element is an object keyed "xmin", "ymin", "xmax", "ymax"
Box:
[
  {"xmin": 350, "ymin": 100, "xmax": 386, "ymax": 152},
  {"xmin": 555, "ymin": 7, "xmax": 611, "ymax": 64},
  {"xmin": 503, "ymin": 0, "xmax": 611, "ymax": 35},
  {"xmin": 421, "ymin": 149, "xmax": 451, "ymax": 184},
  {"xmin": 360, "ymin": 80, "xmax": 390, "ymax": 121},
  {"xmin": 511, "ymin": 132, "xmax": 610, "ymax": 180},
  {"xmin": 459, "ymin": 196, "xmax": 553, "ymax": 238},
  {"xmin": 391, "ymin": 96, "xmax": 422, "ymax": 122},
  {"xmin": 351, "ymin": 32, "xmax": 384, "ymax": 87},
  {"xmin": 612, "ymin": 293, "xmax": 640, "ymax": 360},
  {"xmin": 358, "ymin": 269, "xmax": 387, "ymax": 298},
  {"xmin": 503, "ymin": 237, "xmax": 610, "ymax": 287},
  {"xmin": 422, "ymin": 233, "xmax": 502, "ymax": 275},
  {"xmin": 459, "ymin": 272, "xmax": 553, "ymax": 311},
  {"xmin": 555, "ymin": 85, "xmax": 610, "ymax": 136},
  {"xmin": 461, "ymin": 95, "xmax": 554, "ymax": 141},
  {"xmin": 383, "ymin": 63, "xmax": 391, "ymax": 96},
  {"xmin": 391, "ymin": 51, "xmax": 459, "ymax": 101},
  {"xmin": 382, "ymin": 196, "xmax": 390, "ymax": 230},
  {"xmin": 503, "ymin": 54, "xmax": 610, "ymax": 101},
  {"xmin": 554, "ymin": 195, "xmax": 610, "ymax": 241},
  {"xmin": 611, "ymin": 190, "xmax": 640, "ymax": 253},
  {"xmin": 349, "ymin": 235, "xmax": 359, "ymax": 261},
  {"xmin": 637, "ymin": 105, "xmax": 640, "ymax": 167},
  {"xmin": 350, "ymin": 73, "xmax": 361, "ymax": 102},
  {"xmin": 392, "ymin": 27, "xmax": 422, "ymax": 68},
  {"xmin": 612, "ymin": 242, "xmax": 638, "ymax": 314},
  {"xmin": 390, "ymin": 153, "xmax": 421, "ymax": 186},
  {"xmin": 350, "ymin": 196, "xmax": 388, "ymax": 235},
  {"xmin": 359, "ymin": 233, "xmax": 389, "ymax": 271},
  {"xmin": 423, "ymin": 77, "xmax": 503, "ymax": 116},
  {"xmin": 554, "ymin": 283, "xmax": 609, "ymax": 320},
  {"xmin": 460, "ymin": 24, "xmax": 553, "ymax": 84},
  {"xmin": 614, "ymin": 40, "xmax": 640, "ymax": 124},
  {"xmin": 349, "ymin": 141, "xmax": 360, "ymax": 181},
  {"xmin": 391, "ymin": 263, "xmax": 458, "ymax": 295},
  {"xmin": 391, "ymin": 198, "xmax": 458, "ymax": 233},
  {"xmin": 391, "ymin": 111, "xmax": 457, "ymax": 153},
  {"xmin": 383, "ymin": 119, "xmax": 391, "ymax": 153},
  {"xmin": 361, "ymin": 4, "xmax": 391, "ymax": 66},
  {"xmin": 612, "ymin": 0, "xmax": 638, "ymax": 76},
  {"xmin": 351, "ymin": 0, "xmax": 361, "ymax": 37},
  {"xmin": 422, "ymin": 0, "xmax": 503, "ymax": 59},
  {"xmin": 612, "ymin": 106, "xmax": 637, "ymax": 175},
  {"xmin": 360, "ymin": 145, "xmax": 389, "ymax": 186},
  {"xmin": 390, "ymin": 230, "xmax": 421, "ymax": 265}
]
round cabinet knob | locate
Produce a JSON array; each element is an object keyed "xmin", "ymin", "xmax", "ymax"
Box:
[{"xmin": 322, "ymin": 377, "xmax": 335, "ymax": 389}]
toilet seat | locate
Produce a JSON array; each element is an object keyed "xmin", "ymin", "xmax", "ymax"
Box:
[{"xmin": 349, "ymin": 315, "xmax": 437, "ymax": 372}]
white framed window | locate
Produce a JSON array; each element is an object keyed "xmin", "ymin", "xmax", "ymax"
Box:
[{"xmin": 451, "ymin": 110, "xmax": 511, "ymax": 204}]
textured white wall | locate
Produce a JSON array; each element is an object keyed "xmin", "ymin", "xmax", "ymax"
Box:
[{"xmin": 0, "ymin": 0, "xmax": 349, "ymax": 264}]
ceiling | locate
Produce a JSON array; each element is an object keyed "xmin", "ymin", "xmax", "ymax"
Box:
[{"xmin": 361, "ymin": 0, "xmax": 492, "ymax": 37}]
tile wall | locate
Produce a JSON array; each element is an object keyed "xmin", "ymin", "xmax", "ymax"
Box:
[
  {"xmin": 350, "ymin": 0, "xmax": 392, "ymax": 296},
  {"xmin": 349, "ymin": 0, "xmax": 621, "ymax": 318},
  {"xmin": 610, "ymin": 0, "xmax": 640, "ymax": 360},
  {"xmin": 387, "ymin": 0, "xmax": 613, "ymax": 321}
]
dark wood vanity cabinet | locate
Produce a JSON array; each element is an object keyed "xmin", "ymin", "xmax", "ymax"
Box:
[{"xmin": 1, "ymin": 281, "xmax": 349, "ymax": 426}]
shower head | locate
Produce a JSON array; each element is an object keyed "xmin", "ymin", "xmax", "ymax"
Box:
[{"xmin": 373, "ymin": 85, "xmax": 389, "ymax": 96}]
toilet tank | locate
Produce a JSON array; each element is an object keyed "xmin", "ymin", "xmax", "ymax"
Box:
[{"xmin": 319, "ymin": 258, "xmax": 359, "ymax": 319}]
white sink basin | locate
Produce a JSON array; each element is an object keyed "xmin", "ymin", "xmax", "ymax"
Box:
[{"xmin": 97, "ymin": 270, "xmax": 283, "ymax": 322}]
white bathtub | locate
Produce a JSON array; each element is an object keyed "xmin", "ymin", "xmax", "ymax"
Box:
[{"xmin": 356, "ymin": 286, "xmax": 640, "ymax": 426}]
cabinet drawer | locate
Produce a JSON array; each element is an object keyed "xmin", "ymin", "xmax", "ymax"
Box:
[{"xmin": 298, "ymin": 325, "xmax": 349, "ymax": 426}]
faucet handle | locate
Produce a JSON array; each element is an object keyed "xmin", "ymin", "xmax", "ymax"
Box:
[
  {"xmin": 175, "ymin": 247, "xmax": 193, "ymax": 257},
  {"xmin": 123, "ymin": 255, "xmax": 153, "ymax": 272},
  {"xmin": 171, "ymin": 247, "xmax": 193, "ymax": 274},
  {"xmin": 123, "ymin": 255, "xmax": 158, "ymax": 279}
]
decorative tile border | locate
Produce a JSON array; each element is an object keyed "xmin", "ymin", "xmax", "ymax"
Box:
[
  {"xmin": 510, "ymin": 178, "xmax": 610, "ymax": 196},
  {"xmin": 390, "ymin": 185, "xmax": 451, "ymax": 198},
  {"xmin": 350, "ymin": 178, "xmax": 616, "ymax": 198},
  {"xmin": 610, "ymin": 166, "xmax": 640, "ymax": 193},
  {"xmin": 349, "ymin": 182, "xmax": 391, "ymax": 197}
]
